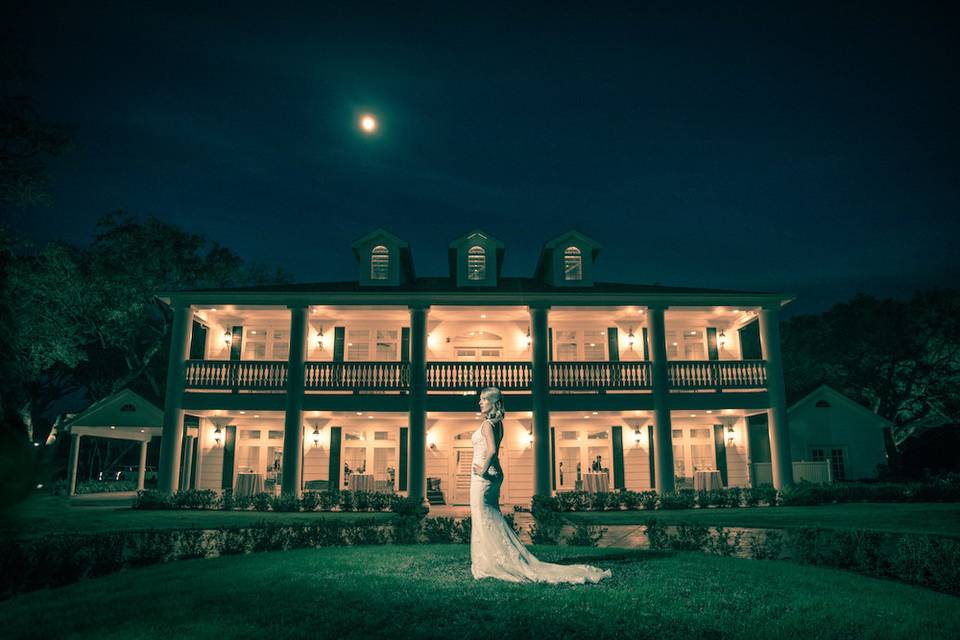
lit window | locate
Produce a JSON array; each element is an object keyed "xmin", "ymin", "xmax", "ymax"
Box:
[
  {"xmin": 468, "ymin": 245, "xmax": 486, "ymax": 280},
  {"xmin": 371, "ymin": 245, "xmax": 390, "ymax": 280},
  {"xmin": 564, "ymin": 246, "xmax": 582, "ymax": 280}
]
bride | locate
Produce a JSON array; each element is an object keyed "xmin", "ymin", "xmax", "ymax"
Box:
[{"xmin": 470, "ymin": 386, "xmax": 612, "ymax": 584}]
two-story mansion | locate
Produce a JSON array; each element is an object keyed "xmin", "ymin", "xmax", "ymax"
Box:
[{"xmin": 145, "ymin": 228, "xmax": 796, "ymax": 505}]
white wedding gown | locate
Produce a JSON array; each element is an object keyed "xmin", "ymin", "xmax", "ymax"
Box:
[{"xmin": 470, "ymin": 419, "xmax": 612, "ymax": 584}]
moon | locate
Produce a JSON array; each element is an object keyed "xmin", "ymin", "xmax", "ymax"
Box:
[{"xmin": 359, "ymin": 114, "xmax": 377, "ymax": 133}]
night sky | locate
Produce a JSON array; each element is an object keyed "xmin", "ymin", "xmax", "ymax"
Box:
[{"xmin": 5, "ymin": 1, "xmax": 958, "ymax": 316}]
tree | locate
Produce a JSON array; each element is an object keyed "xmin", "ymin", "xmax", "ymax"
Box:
[
  {"xmin": 781, "ymin": 290, "xmax": 960, "ymax": 444},
  {"xmin": 0, "ymin": 213, "xmax": 291, "ymax": 448}
]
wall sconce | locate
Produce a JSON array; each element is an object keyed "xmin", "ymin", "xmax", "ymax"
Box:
[
  {"xmin": 718, "ymin": 330, "xmax": 727, "ymax": 351},
  {"xmin": 633, "ymin": 428, "xmax": 644, "ymax": 447},
  {"xmin": 316, "ymin": 326, "xmax": 325, "ymax": 350},
  {"xmin": 426, "ymin": 431, "xmax": 437, "ymax": 449},
  {"xmin": 627, "ymin": 327, "xmax": 636, "ymax": 350},
  {"xmin": 726, "ymin": 424, "xmax": 736, "ymax": 447},
  {"xmin": 525, "ymin": 430, "xmax": 534, "ymax": 447},
  {"xmin": 223, "ymin": 331, "xmax": 233, "ymax": 345},
  {"xmin": 214, "ymin": 425, "xmax": 223, "ymax": 447},
  {"xmin": 526, "ymin": 326, "xmax": 531, "ymax": 348},
  {"xmin": 312, "ymin": 425, "xmax": 321, "ymax": 448}
]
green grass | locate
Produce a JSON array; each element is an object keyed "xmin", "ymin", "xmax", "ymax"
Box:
[
  {"xmin": 1, "ymin": 545, "xmax": 958, "ymax": 639},
  {"xmin": 565, "ymin": 502, "xmax": 960, "ymax": 537},
  {"xmin": 0, "ymin": 494, "xmax": 391, "ymax": 539}
]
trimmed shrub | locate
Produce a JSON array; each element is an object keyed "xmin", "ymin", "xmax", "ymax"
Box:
[
  {"xmin": 271, "ymin": 493, "xmax": 301, "ymax": 512},
  {"xmin": 76, "ymin": 480, "xmax": 138, "ymax": 494},
  {"xmin": 173, "ymin": 489, "xmax": 219, "ymax": 509},
  {"xmin": 670, "ymin": 522, "xmax": 710, "ymax": 551},
  {"xmin": 643, "ymin": 518, "xmax": 669, "ymax": 550},
  {"xmin": 423, "ymin": 517, "xmax": 458, "ymax": 543},
  {"xmin": 175, "ymin": 529, "xmax": 211, "ymax": 560},
  {"xmin": 749, "ymin": 530, "xmax": 784, "ymax": 560},
  {"xmin": 216, "ymin": 527, "xmax": 250, "ymax": 555},
  {"xmin": 133, "ymin": 489, "xmax": 174, "ymax": 510},
  {"xmin": 753, "ymin": 484, "xmax": 778, "ymax": 506},
  {"xmin": 319, "ymin": 490, "xmax": 339, "ymax": 511},
  {"xmin": 220, "ymin": 490, "xmax": 236, "ymax": 510},
  {"xmin": 339, "ymin": 490, "xmax": 355, "ymax": 512},
  {"xmin": 344, "ymin": 519, "xmax": 389, "ymax": 545},
  {"xmin": 722, "ymin": 487, "xmax": 743, "ymax": 508},
  {"xmin": 354, "ymin": 491, "xmax": 371, "ymax": 511},
  {"xmin": 639, "ymin": 490, "xmax": 659, "ymax": 510},
  {"xmin": 252, "ymin": 492, "xmax": 272, "ymax": 512},
  {"xmin": 127, "ymin": 530, "xmax": 175, "ymax": 567},
  {"xmin": 301, "ymin": 491, "xmax": 321, "ymax": 512},
  {"xmin": 622, "ymin": 490, "xmax": 641, "ymax": 510},
  {"xmin": 456, "ymin": 516, "xmax": 472, "ymax": 543},
  {"xmin": 658, "ymin": 490, "xmax": 696, "ymax": 510},
  {"xmin": 706, "ymin": 527, "xmax": 744, "ymax": 556}
]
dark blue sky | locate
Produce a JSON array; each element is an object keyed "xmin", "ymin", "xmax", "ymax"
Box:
[{"xmin": 5, "ymin": 1, "xmax": 958, "ymax": 316}]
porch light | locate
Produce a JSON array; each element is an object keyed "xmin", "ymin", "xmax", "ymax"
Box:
[
  {"xmin": 316, "ymin": 326, "xmax": 325, "ymax": 350},
  {"xmin": 526, "ymin": 326, "xmax": 531, "ymax": 348},
  {"xmin": 427, "ymin": 431, "xmax": 437, "ymax": 449},
  {"xmin": 627, "ymin": 327, "xmax": 635, "ymax": 350},
  {"xmin": 525, "ymin": 431, "xmax": 534, "ymax": 446},
  {"xmin": 726, "ymin": 424, "xmax": 736, "ymax": 447},
  {"xmin": 633, "ymin": 428, "xmax": 644, "ymax": 447},
  {"xmin": 214, "ymin": 425, "xmax": 223, "ymax": 447},
  {"xmin": 223, "ymin": 331, "xmax": 233, "ymax": 345},
  {"xmin": 718, "ymin": 330, "xmax": 727, "ymax": 351},
  {"xmin": 312, "ymin": 426, "xmax": 321, "ymax": 448}
]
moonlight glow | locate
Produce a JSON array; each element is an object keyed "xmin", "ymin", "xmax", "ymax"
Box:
[{"xmin": 360, "ymin": 114, "xmax": 377, "ymax": 133}]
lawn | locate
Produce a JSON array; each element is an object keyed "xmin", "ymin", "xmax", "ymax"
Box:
[
  {"xmin": 0, "ymin": 494, "xmax": 392, "ymax": 539},
  {"xmin": 1, "ymin": 544, "xmax": 958, "ymax": 639},
  {"xmin": 565, "ymin": 502, "xmax": 960, "ymax": 537}
]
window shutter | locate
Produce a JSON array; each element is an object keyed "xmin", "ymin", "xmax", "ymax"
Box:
[
  {"xmin": 713, "ymin": 424, "xmax": 728, "ymax": 485},
  {"xmin": 647, "ymin": 424, "xmax": 656, "ymax": 489},
  {"xmin": 328, "ymin": 427, "xmax": 342, "ymax": 490},
  {"xmin": 642, "ymin": 327, "xmax": 649, "ymax": 360},
  {"xmin": 747, "ymin": 414, "xmax": 771, "ymax": 462},
  {"xmin": 221, "ymin": 425, "xmax": 237, "ymax": 490},
  {"xmin": 550, "ymin": 427, "xmax": 557, "ymax": 491},
  {"xmin": 706, "ymin": 327, "xmax": 719, "ymax": 361},
  {"xmin": 611, "ymin": 426, "xmax": 625, "ymax": 490},
  {"xmin": 400, "ymin": 327, "xmax": 410, "ymax": 362},
  {"xmin": 739, "ymin": 320, "xmax": 762, "ymax": 359},
  {"xmin": 189, "ymin": 321, "xmax": 207, "ymax": 360},
  {"xmin": 230, "ymin": 326, "xmax": 243, "ymax": 361},
  {"xmin": 398, "ymin": 427, "xmax": 408, "ymax": 491},
  {"xmin": 333, "ymin": 327, "xmax": 345, "ymax": 362},
  {"xmin": 606, "ymin": 327, "xmax": 619, "ymax": 362},
  {"xmin": 548, "ymin": 327, "xmax": 553, "ymax": 361}
]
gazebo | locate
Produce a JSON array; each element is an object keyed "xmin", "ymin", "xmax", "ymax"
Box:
[{"xmin": 62, "ymin": 388, "xmax": 165, "ymax": 495}]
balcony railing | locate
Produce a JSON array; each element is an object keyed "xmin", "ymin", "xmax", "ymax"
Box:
[
  {"xmin": 184, "ymin": 359, "xmax": 767, "ymax": 393},
  {"xmin": 550, "ymin": 361, "xmax": 652, "ymax": 390},
  {"xmin": 304, "ymin": 362, "xmax": 409, "ymax": 391},
  {"xmin": 667, "ymin": 360, "xmax": 767, "ymax": 389},
  {"xmin": 427, "ymin": 362, "xmax": 532, "ymax": 390},
  {"xmin": 185, "ymin": 360, "xmax": 288, "ymax": 391}
]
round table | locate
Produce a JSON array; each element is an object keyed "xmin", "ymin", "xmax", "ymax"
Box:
[
  {"xmin": 583, "ymin": 472, "xmax": 610, "ymax": 494},
  {"xmin": 693, "ymin": 470, "xmax": 723, "ymax": 492},
  {"xmin": 235, "ymin": 472, "xmax": 264, "ymax": 497},
  {"xmin": 348, "ymin": 473, "xmax": 375, "ymax": 492}
]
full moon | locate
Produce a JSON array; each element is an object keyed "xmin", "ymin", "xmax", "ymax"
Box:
[{"xmin": 359, "ymin": 114, "xmax": 377, "ymax": 133}]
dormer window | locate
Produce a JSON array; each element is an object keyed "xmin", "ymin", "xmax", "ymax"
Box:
[
  {"xmin": 467, "ymin": 245, "xmax": 486, "ymax": 280},
  {"xmin": 371, "ymin": 245, "xmax": 390, "ymax": 280},
  {"xmin": 564, "ymin": 246, "xmax": 582, "ymax": 281}
]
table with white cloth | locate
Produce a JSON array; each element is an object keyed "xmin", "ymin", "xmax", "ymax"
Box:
[
  {"xmin": 582, "ymin": 472, "xmax": 610, "ymax": 494},
  {"xmin": 348, "ymin": 473, "xmax": 375, "ymax": 492},
  {"xmin": 693, "ymin": 470, "xmax": 723, "ymax": 492},
  {"xmin": 235, "ymin": 472, "xmax": 264, "ymax": 497}
]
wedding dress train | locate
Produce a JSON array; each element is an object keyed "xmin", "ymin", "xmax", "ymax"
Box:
[{"xmin": 470, "ymin": 419, "xmax": 612, "ymax": 584}]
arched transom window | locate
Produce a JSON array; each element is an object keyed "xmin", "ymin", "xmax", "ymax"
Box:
[
  {"xmin": 371, "ymin": 245, "xmax": 390, "ymax": 280},
  {"xmin": 467, "ymin": 245, "xmax": 486, "ymax": 280},
  {"xmin": 564, "ymin": 246, "xmax": 582, "ymax": 281}
]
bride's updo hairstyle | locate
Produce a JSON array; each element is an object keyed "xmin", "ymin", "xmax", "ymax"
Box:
[{"xmin": 480, "ymin": 386, "xmax": 505, "ymax": 422}]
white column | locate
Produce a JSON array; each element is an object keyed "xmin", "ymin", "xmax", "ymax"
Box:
[
  {"xmin": 67, "ymin": 433, "xmax": 81, "ymax": 496},
  {"xmin": 282, "ymin": 305, "xmax": 309, "ymax": 497},
  {"xmin": 759, "ymin": 304, "xmax": 794, "ymax": 489},
  {"xmin": 158, "ymin": 302, "xmax": 193, "ymax": 493},
  {"xmin": 137, "ymin": 440, "xmax": 149, "ymax": 491},
  {"xmin": 648, "ymin": 304, "xmax": 675, "ymax": 494}
]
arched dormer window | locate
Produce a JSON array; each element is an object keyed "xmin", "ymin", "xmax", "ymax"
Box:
[
  {"xmin": 467, "ymin": 245, "xmax": 486, "ymax": 280},
  {"xmin": 815, "ymin": 400, "xmax": 831, "ymax": 408},
  {"xmin": 371, "ymin": 245, "xmax": 390, "ymax": 280},
  {"xmin": 564, "ymin": 246, "xmax": 582, "ymax": 281}
]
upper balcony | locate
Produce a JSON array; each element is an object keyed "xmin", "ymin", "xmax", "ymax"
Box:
[{"xmin": 182, "ymin": 305, "xmax": 769, "ymax": 395}]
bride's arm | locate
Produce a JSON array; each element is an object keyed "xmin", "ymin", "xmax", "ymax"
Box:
[{"xmin": 472, "ymin": 420, "xmax": 496, "ymax": 476}]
